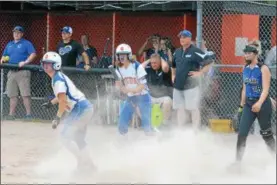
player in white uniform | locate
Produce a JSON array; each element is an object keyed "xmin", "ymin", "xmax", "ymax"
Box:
[
  {"xmin": 40, "ymin": 51, "xmax": 96, "ymax": 172},
  {"xmin": 115, "ymin": 43, "xmax": 153, "ymax": 135}
]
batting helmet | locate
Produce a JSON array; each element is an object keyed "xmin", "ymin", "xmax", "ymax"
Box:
[
  {"xmin": 41, "ymin": 51, "xmax": 62, "ymax": 71},
  {"xmin": 116, "ymin": 43, "xmax": 132, "ymax": 60}
]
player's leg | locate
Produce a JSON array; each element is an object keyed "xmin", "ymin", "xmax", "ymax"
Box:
[
  {"xmin": 118, "ymin": 98, "xmax": 135, "ymax": 135},
  {"xmin": 74, "ymin": 103, "xmax": 96, "ymax": 170},
  {"xmin": 173, "ymin": 88, "xmax": 187, "ymax": 127},
  {"xmin": 6, "ymin": 71, "xmax": 19, "ymax": 119},
  {"xmin": 184, "ymin": 86, "xmax": 201, "ymax": 130},
  {"xmin": 17, "ymin": 70, "xmax": 32, "ymax": 117},
  {"xmin": 257, "ymin": 98, "xmax": 276, "ymax": 154},
  {"xmin": 137, "ymin": 94, "xmax": 152, "ymax": 134},
  {"xmin": 236, "ymin": 103, "xmax": 256, "ymax": 161}
]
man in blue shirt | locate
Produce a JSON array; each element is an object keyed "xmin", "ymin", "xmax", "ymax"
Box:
[{"xmin": 0, "ymin": 26, "xmax": 36, "ymax": 120}]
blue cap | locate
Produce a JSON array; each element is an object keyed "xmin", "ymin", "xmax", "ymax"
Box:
[
  {"xmin": 13, "ymin": 26, "xmax": 24, "ymax": 33},
  {"xmin": 61, "ymin": 26, "xmax": 73, "ymax": 34},
  {"xmin": 178, "ymin": 29, "xmax": 192, "ymax": 38}
]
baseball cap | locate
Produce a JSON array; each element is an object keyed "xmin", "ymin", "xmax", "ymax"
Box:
[
  {"xmin": 61, "ymin": 26, "xmax": 73, "ymax": 34},
  {"xmin": 243, "ymin": 45, "xmax": 258, "ymax": 54},
  {"xmin": 178, "ymin": 29, "xmax": 192, "ymax": 38},
  {"xmin": 13, "ymin": 26, "xmax": 24, "ymax": 33}
]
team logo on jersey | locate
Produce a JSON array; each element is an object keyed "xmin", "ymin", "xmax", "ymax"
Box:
[
  {"xmin": 185, "ymin": 54, "xmax": 191, "ymax": 58},
  {"xmin": 244, "ymin": 77, "xmax": 258, "ymax": 85},
  {"xmin": 17, "ymin": 44, "xmax": 22, "ymax": 49},
  {"xmin": 59, "ymin": 45, "xmax": 72, "ymax": 56}
]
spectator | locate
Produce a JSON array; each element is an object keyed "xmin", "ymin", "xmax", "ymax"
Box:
[
  {"xmin": 171, "ymin": 29, "xmax": 213, "ymax": 130},
  {"xmin": 160, "ymin": 37, "xmax": 173, "ymax": 66},
  {"xmin": 137, "ymin": 34, "xmax": 164, "ymax": 61},
  {"xmin": 77, "ymin": 34, "xmax": 98, "ymax": 68},
  {"xmin": 56, "ymin": 26, "xmax": 90, "ymax": 70},
  {"xmin": 0, "ymin": 26, "xmax": 36, "ymax": 120},
  {"xmin": 141, "ymin": 53, "xmax": 173, "ymax": 126}
]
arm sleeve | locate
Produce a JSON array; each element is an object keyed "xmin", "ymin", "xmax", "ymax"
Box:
[
  {"xmin": 53, "ymin": 81, "xmax": 67, "ymax": 96},
  {"xmin": 172, "ymin": 52, "xmax": 176, "ymax": 68},
  {"xmin": 56, "ymin": 42, "xmax": 61, "ymax": 53},
  {"xmin": 76, "ymin": 42, "xmax": 85, "ymax": 55},
  {"xmin": 194, "ymin": 48, "xmax": 215, "ymax": 66},
  {"xmin": 91, "ymin": 47, "xmax": 98, "ymax": 57},
  {"xmin": 26, "ymin": 41, "xmax": 36, "ymax": 55}
]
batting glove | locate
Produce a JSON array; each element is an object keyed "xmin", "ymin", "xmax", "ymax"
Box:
[{"xmin": 41, "ymin": 100, "xmax": 53, "ymax": 109}]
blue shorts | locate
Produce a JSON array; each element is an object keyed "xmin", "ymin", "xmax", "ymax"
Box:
[
  {"xmin": 61, "ymin": 99, "xmax": 93, "ymax": 138},
  {"xmin": 118, "ymin": 93, "xmax": 152, "ymax": 135}
]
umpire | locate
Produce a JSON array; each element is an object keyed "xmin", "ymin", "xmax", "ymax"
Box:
[{"xmin": 0, "ymin": 26, "xmax": 36, "ymax": 120}]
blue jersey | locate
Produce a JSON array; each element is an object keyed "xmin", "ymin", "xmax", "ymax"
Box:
[
  {"xmin": 2, "ymin": 39, "xmax": 36, "ymax": 64},
  {"xmin": 243, "ymin": 64, "xmax": 263, "ymax": 98}
]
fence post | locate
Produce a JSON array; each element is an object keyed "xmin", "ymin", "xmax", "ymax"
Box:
[
  {"xmin": 196, "ymin": 1, "xmax": 204, "ymax": 114},
  {"xmin": 0, "ymin": 69, "xmax": 4, "ymax": 124},
  {"xmin": 196, "ymin": 1, "xmax": 203, "ymax": 48}
]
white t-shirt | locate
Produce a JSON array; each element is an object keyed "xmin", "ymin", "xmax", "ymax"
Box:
[
  {"xmin": 115, "ymin": 62, "xmax": 148, "ymax": 96},
  {"xmin": 52, "ymin": 72, "xmax": 86, "ymax": 112}
]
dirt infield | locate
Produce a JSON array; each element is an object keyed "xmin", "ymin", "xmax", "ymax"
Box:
[{"xmin": 1, "ymin": 121, "xmax": 276, "ymax": 184}]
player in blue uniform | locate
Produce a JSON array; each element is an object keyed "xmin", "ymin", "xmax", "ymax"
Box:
[
  {"xmin": 40, "ymin": 51, "xmax": 96, "ymax": 171},
  {"xmin": 114, "ymin": 43, "xmax": 153, "ymax": 135},
  {"xmin": 236, "ymin": 41, "xmax": 276, "ymax": 162}
]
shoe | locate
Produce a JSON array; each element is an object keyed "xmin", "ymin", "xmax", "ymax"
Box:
[
  {"xmin": 5, "ymin": 115, "xmax": 15, "ymax": 120},
  {"xmin": 23, "ymin": 114, "xmax": 33, "ymax": 121}
]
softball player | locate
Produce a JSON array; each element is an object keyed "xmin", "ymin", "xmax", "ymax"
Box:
[
  {"xmin": 236, "ymin": 42, "xmax": 276, "ymax": 162},
  {"xmin": 40, "ymin": 51, "xmax": 96, "ymax": 171},
  {"xmin": 115, "ymin": 43, "xmax": 153, "ymax": 135}
]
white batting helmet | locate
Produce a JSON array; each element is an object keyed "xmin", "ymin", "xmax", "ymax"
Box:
[
  {"xmin": 41, "ymin": 51, "xmax": 62, "ymax": 70},
  {"xmin": 116, "ymin": 43, "xmax": 132, "ymax": 60}
]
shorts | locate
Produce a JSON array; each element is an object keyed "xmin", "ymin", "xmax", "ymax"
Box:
[
  {"xmin": 61, "ymin": 100, "xmax": 93, "ymax": 139},
  {"xmin": 173, "ymin": 86, "xmax": 200, "ymax": 110},
  {"xmin": 6, "ymin": 70, "xmax": 31, "ymax": 98}
]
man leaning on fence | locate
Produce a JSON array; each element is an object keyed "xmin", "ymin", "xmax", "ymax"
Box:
[
  {"xmin": 0, "ymin": 26, "xmax": 36, "ymax": 120},
  {"xmin": 56, "ymin": 26, "xmax": 90, "ymax": 71}
]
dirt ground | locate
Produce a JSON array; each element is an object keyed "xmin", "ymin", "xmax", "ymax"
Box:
[{"xmin": 1, "ymin": 121, "xmax": 276, "ymax": 184}]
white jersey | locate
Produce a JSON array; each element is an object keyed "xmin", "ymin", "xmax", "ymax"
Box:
[
  {"xmin": 52, "ymin": 71, "xmax": 86, "ymax": 112},
  {"xmin": 116, "ymin": 62, "xmax": 148, "ymax": 97}
]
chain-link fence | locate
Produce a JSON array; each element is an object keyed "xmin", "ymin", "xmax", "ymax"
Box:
[
  {"xmin": 202, "ymin": 1, "xmax": 276, "ymax": 66},
  {"xmin": 0, "ymin": 1, "xmax": 276, "ymax": 131},
  {"xmin": 200, "ymin": 65, "xmax": 276, "ymax": 129},
  {"xmin": 1, "ymin": 64, "xmax": 276, "ymax": 131}
]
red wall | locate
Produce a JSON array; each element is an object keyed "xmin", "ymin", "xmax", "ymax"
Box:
[
  {"xmin": 48, "ymin": 12, "xmax": 113, "ymax": 56},
  {"xmin": 0, "ymin": 13, "xmax": 46, "ymax": 64},
  {"xmin": 221, "ymin": 14, "xmax": 259, "ymax": 72},
  {"xmin": 114, "ymin": 12, "xmax": 184, "ymax": 58}
]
